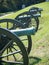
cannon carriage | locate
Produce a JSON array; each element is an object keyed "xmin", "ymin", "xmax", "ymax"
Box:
[{"xmin": 0, "ymin": 7, "xmax": 43, "ymax": 65}]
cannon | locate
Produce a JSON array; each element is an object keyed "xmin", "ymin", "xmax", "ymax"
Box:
[
  {"xmin": 14, "ymin": 7, "xmax": 43, "ymax": 55},
  {"xmin": 15, "ymin": 10, "xmax": 41, "ymax": 54},
  {"xmin": 0, "ymin": 19, "xmax": 34, "ymax": 55},
  {"xmin": 29, "ymin": 7, "xmax": 43, "ymax": 15},
  {"xmin": 15, "ymin": 7, "xmax": 43, "ymax": 32},
  {"xmin": 0, "ymin": 18, "xmax": 36, "ymax": 65},
  {"xmin": 0, "ymin": 27, "xmax": 29, "ymax": 65},
  {"xmin": 0, "ymin": 19, "xmax": 36, "ymax": 65}
]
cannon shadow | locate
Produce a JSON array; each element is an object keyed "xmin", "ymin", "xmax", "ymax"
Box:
[
  {"xmin": 1, "ymin": 56, "xmax": 41, "ymax": 65},
  {"xmin": 29, "ymin": 56, "xmax": 41, "ymax": 65}
]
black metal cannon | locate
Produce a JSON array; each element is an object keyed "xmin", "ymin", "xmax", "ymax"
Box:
[
  {"xmin": 0, "ymin": 18, "xmax": 38, "ymax": 65},
  {"xmin": 15, "ymin": 9, "xmax": 41, "ymax": 54},
  {"xmin": 0, "ymin": 27, "xmax": 29, "ymax": 65},
  {"xmin": 0, "ymin": 19, "xmax": 36, "ymax": 65},
  {"xmin": 15, "ymin": 7, "xmax": 43, "ymax": 32},
  {"xmin": 14, "ymin": 7, "xmax": 43, "ymax": 55},
  {"xmin": 0, "ymin": 18, "xmax": 35, "ymax": 56},
  {"xmin": 29, "ymin": 7, "xmax": 43, "ymax": 15}
]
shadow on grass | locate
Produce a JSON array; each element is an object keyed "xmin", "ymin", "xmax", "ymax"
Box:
[
  {"xmin": 29, "ymin": 56, "xmax": 41, "ymax": 65},
  {"xmin": 1, "ymin": 56, "xmax": 41, "ymax": 65}
]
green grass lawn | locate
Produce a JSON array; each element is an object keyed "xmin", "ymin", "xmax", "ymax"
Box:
[
  {"xmin": 0, "ymin": 2, "xmax": 49, "ymax": 65},
  {"xmin": 29, "ymin": 2, "xmax": 49, "ymax": 65}
]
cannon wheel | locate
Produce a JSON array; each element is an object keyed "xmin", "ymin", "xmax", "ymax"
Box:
[
  {"xmin": 15, "ymin": 11, "xmax": 39, "ymax": 32},
  {"xmin": 15, "ymin": 12, "xmax": 31, "ymax": 28},
  {"xmin": 0, "ymin": 19, "xmax": 24, "ymax": 30},
  {"xmin": 0, "ymin": 19, "xmax": 32, "ymax": 55},
  {"xmin": 0, "ymin": 28, "xmax": 28, "ymax": 65}
]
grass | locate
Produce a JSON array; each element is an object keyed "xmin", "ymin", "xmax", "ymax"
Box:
[
  {"xmin": 0, "ymin": 2, "xmax": 49, "ymax": 65},
  {"xmin": 29, "ymin": 2, "xmax": 49, "ymax": 65}
]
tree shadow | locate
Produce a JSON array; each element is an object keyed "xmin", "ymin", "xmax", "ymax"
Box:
[{"xmin": 29, "ymin": 56, "xmax": 41, "ymax": 65}]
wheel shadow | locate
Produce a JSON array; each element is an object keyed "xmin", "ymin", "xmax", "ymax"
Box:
[
  {"xmin": 29, "ymin": 56, "xmax": 41, "ymax": 65},
  {"xmin": 1, "ymin": 56, "xmax": 41, "ymax": 65}
]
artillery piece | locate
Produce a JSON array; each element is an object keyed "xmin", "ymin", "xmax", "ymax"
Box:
[
  {"xmin": 15, "ymin": 7, "xmax": 42, "ymax": 54},
  {"xmin": 0, "ymin": 27, "xmax": 29, "ymax": 65},
  {"xmin": 0, "ymin": 19, "xmax": 35, "ymax": 65},
  {"xmin": 29, "ymin": 7, "xmax": 43, "ymax": 15},
  {"xmin": 0, "ymin": 7, "xmax": 43, "ymax": 65}
]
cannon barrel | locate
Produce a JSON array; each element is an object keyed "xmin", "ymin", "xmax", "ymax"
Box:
[
  {"xmin": 10, "ymin": 27, "xmax": 36, "ymax": 36},
  {"xmin": 29, "ymin": 7, "xmax": 43, "ymax": 12},
  {"xmin": 17, "ymin": 13, "xmax": 41, "ymax": 20}
]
